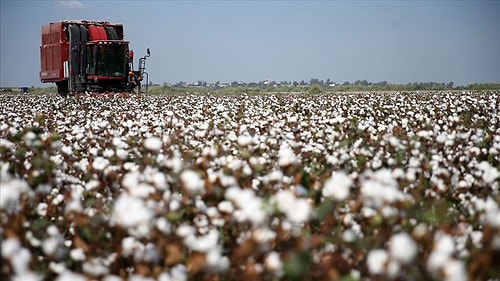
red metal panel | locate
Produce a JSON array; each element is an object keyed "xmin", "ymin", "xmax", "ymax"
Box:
[
  {"xmin": 88, "ymin": 26, "xmax": 108, "ymax": 41},
  {"xmin": 40, "ymin": 21, "xmax": 68, "ymax": 82}
]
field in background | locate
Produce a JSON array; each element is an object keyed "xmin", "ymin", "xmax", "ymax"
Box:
[{"xmin": 1, "ymin": 91, "xmax": 499, "ymax": 280}]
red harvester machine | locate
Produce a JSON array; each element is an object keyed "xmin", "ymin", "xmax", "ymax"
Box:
[{"xmin": 40, "ymin": 20, "xmax": 150, "ymax": 96}]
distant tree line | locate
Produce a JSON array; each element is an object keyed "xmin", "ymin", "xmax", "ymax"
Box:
[
  {"xmin": 148, "ymin": 79, "xmax": 500, "ymax": 94},
  {"xmin": 6, "ymin": 80, "xmax": 499, "ymax": 95}
]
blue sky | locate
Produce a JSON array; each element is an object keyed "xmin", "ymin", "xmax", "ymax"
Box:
[{"xmin": 1, "ymin": 0, "xmax": 499, "ymax": 87}]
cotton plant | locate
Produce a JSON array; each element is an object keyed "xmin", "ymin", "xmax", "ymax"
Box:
[{"xmin": 0, "ymin": 91, "xmax": 499, "ymax": 280}]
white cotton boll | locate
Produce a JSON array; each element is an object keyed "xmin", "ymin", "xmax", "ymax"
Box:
[
  {"xmin": 361, "ymin": 169, "xmax": 402, "ymax": 208},
  {"xmin": 265, "ymin": 251, "xmax": 283, "ymax": 276},
  {"xmin": 386, "ymin": 260, "xmax": 401, "ymax": 279},
  {"xmin": 435, "ymin": 234, "xmax": 455, "ymax": 255},
  {"xmin": 0, "ymin": 176, "xmax": 32, "ymax": 214},
  {"xmin": 37, "ymin": 202, "xmax": 48, "ymax": 216},
  {"xmin": 52, "ymin": 194, "xmax": 65, "ymax": 206},
  {"xmin": 121, "ymin": 237, "xmax": 143, "ymax": 258},
  {"xmin": 253, "ymin": 227, "xmax": 277, "ymax": 244},
  {"xmin": 278, "ymin": 145, "xmax": 297, "ymax": 167},
  {"xmin": 103, "ymin": 148, "xmax": 115, "ymax": 158},
  {"xmin": 287, "ymin": 198, "xmax": 311, "ymax": 224},
  {"xmin": 218, "ymin": 200, "xmax": 234, "ymax": 213},
  {"xmin": 243, "ymin": 197, "xmax": 267, "ymax": 225},
  {"xmin": 12, "ymin": 272, "xmax": 41, "ymax": 281},
  {"xmin": 156, "ymin": 217, "xmax": 171, "ymax": 234},
  {"xmin": 48, "ymin": 261, "xmax": 66, "ymax": 274},
  {"xmin": 367, "ymin": 249, "xmax": 389, "ymax": 275},
  {"xmin": 42, "ymin": 236, "xmax": 62, "ymax": 257},
  {"xmin": 477, "ymin": 161, "xmax": 500, "ymax": 184},
  {"xmin": 342, "ymin": 229, "xmax": 357, "ymax": 242},
  {"xmin": 144, "ymin": 136, "xmax": 162, "ymax": 152},
  {"xmin": 273, "ymin": 190, "xmax": 295, "ymax": 214},
  {"xmin": 427, "ymin": 241, "xmax": 454, "ymax": 273},
  {"xmin": 169, "ymin": 264, "xmax": 188, "ymax": 281},
  {"xmin": 190, "ymin": 230, "xmax": 219, "ymax": 253},
  {"xmin": 89, "ymin": 147, "xmax": 98, "ymax": 156},
  {"xmin": 322, "ymin": 171, "xmax": 352, "ymax": 201},
  {"xmin": 2, "ymin": 238, "xmax": 20, "ymax": 258},
  {"xmin": 180, "ymin": 170, "xmax": 204, "ymax": 194},
  {"xmin": 98, "ymin": 120, "xmax": 109, "ymax": 128},
  {"xmin": 443, "ymin": 259, "xmax": 467, "ymax": 281},
  {"xmin": 176, "ymin": 224, "xmax": 196, "ymax": 238},
  {"xmin": 272, "ymin": 189, "xmax": 311, "ymax": 224},
  {"xmin": 110, "ymin": 193, "xmax": 153, "ymax": 231},
  {"xmin": 427, "ymin": 233, "xmax": 457, "ymax": 275},
  {"xmin": 237, "ymin": 134, "xmax": 253, "ymax": 147},
  {"xmin": 436, "ymin": 133, "xmax": 447, "ymax": 143},
  {"xmin": 70, "ymin": 248, "xmax": 86, "ymax": 261},
  {"xmin": 82, "ymin": 259, "xmax": 109, "ymax": 276},
  {"xmin": 486, "ymin": 209, "xmax": 500, "ymax": 228},
  {"xmin": 92, "ymin": 156, "xmax": 109, "ymax": 171},
  {"xmin": 116, "ymin": 148, "xmax": 129, "ymax": 160},
  {"xmin": 169, "ymin": 199, "xmax": 181, "ymax": 211},
  {"xmin": 10, "ymin": 247, "xmax": 31, "ymax": 274},
  {"xmin": 122, "ymin": 171, "xmax": 139, "ymax": 189},
  {"xmin": 129, "ymin": 183, "xmax": 155, "ymax": 198},
  {"xmin": 205, "ymin": 249, "xmax": 230, "ymax": 272},
  {"xmin": 66, "ymin": 199, "xmax": 83, "ymax": 213},
  {"xmin": 389, "ymin": 232, "xmax": 418, "ymax": 264},
  {"xmin": 55, "ymin": 271, "xmax": 87, "ymax": 281},
  {"xmin": 151, "ymin": 171, "xmax": 167, "ymax": 190}
]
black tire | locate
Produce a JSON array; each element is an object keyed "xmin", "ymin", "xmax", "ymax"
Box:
[
  {"xmin": 105, "ymin": 27, "xmax": 119, "ymax": 40},
  {"xmin": 56, "ymin": 81, "xmax": 69, "ymax": 97}
]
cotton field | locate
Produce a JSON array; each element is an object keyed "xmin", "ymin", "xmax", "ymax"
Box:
[{"xmin": 1, "ymin": 91, "xmax": 499, "ymax": 281}]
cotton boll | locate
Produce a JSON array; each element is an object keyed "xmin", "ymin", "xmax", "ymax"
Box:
[
  {"xmin": 144, "ymin": 136, "xmax": 162, "ymax": 152},
  {"xmin": 237, "ymin": 134, "xmax": 253, "ymax": 147},
  {"xmin": 37, "ymin": 202, "xmax": 48, "ymax": 216},
  {"xmin": 42, "ymin": 236, "xmax": 63, "ymax": 258},
  {"xmin": 204, "ymin": 248, "xmax": 230, "ymax": 272},
  {"xmin": 476, "ymin": 161, "xmax": 500, "ymax": 184},
  {"xmin": 156, "ymin": 217, "xmax": 171, "ymax": 234},
  {"xmin": 273, "ymin": 190, "xmax": 311, "ymax": 224},
  {"xmin": 1, "ymin": 238, "xmax": 21, "ymax": 259},
  {"xmin": 278, "ymin": 145, "xmax": 297, "ymax": 167},
  {"xmin": 180, "ymin": 170, "xmax": 204, "ymax": 195},
  {"xmin": 92, "ymin": 156, "xmax": 109, "ymax": 171},
  {"xmin": 361, "ymin": 169, "xmax": 402, "ymax": 208},
  {"xmin": 367, "ymin": 249, "xmax": 389, "ymax": 275},
  {"xmin": 322, "ymin": 171, "xmax": 352, "ymax": 201},
  {"xmin": 3, "ymin": 239, "xmax": 31, "ymax": 275},
  {"xmin": 55, "ymin": 271, "xmax": 86, "ymax": 281},
  {"xmin": 427, "ymin": 233, "xmax": 457, "ymax": 276},
  {"xmin": 287, "ymin": 198, "xmax": 311, "ymax": 224},
  {"xmin": 434, "ymin": 234, "xmax": 455, "ymax": 255},
  {"xmin": 176, "ymin": 224, "xmax": 196, "ymax": 238},
  {"xmin": 0, "ymin": 174, "xmax": 32, "ymax": 214},
  {"xmin": 82, "ymin": 258, "xmax": 109, "ymax": 277},
  {"xmin": 389, "ymin": 232, "xmax": 418, "ymax": 264},
  {"xmin": 226, "ymin": 187, "xmax": 268, "ymax": 225},
  {"xmin": 218, "ymin": 200, "xmax": 234, "ymax": 213},
  {"xmin": 265, "ymin": 251, "xmax": 284, "ymax": 277},
  {"xmin": 12, "ymin": 272, "xmax": 41, "ymax": 281},
  {"xmin": 442, "ymin": 259, "xmax": 467, "ymax": 281},
  {"xmin": 110, "ymin": 193, "xmax": 153, "ymax": 237},
  {"xmin": 70, "ymin": 248, "xmax": 86, "ymax": 261}
]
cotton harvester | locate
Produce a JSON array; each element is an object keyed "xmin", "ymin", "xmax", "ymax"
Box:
[{"xmin": 40, "ymin": 20, "xmax": 150, "ymax": 96}]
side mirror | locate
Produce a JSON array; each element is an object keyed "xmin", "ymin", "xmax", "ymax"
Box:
[{"xmin": 147, "ymin": 48, "xmax": 150, "ymax": 57}]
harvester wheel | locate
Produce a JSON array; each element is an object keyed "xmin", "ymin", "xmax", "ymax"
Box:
[{"xmin": 56, "ymin": 81, "xmax": 69, "ymax": 97}]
